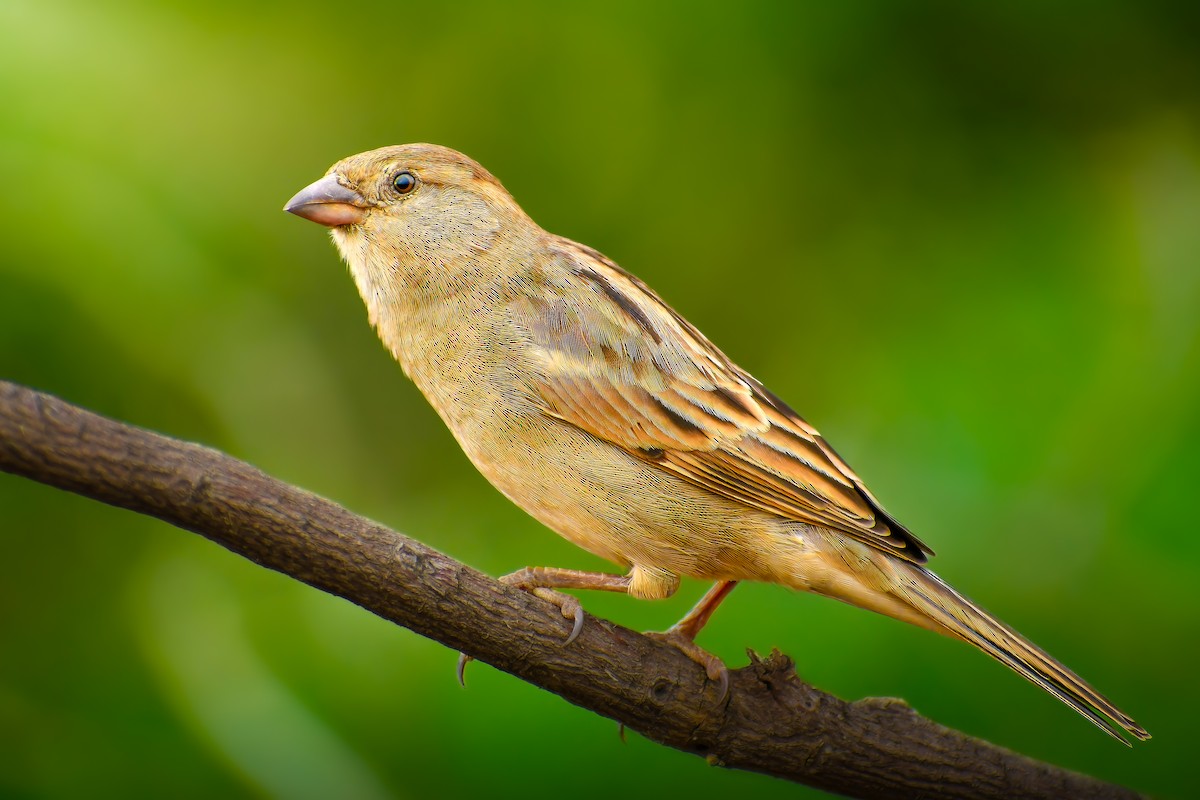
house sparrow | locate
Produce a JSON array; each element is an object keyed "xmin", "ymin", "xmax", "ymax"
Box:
[{"xmin": 285, "ymin": 143, "xmax": 1148, "ymax": 743}]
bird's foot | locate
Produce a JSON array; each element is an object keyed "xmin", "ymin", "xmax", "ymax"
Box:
[
  {"xmin": 457, "ymin": 575, "xmax": 587, "ymax": 686},
  {"xmin": 506, "ymin": 583, "xmax": 586, "ymax": 644},
  {"xmin": 644, "ymin": 628, "xmax": 730, "ymax": 702}
]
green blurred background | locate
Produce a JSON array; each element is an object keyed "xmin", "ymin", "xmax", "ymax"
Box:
[{"xmin": 2, "ymin": 1, "xmax": 1197, "ymax": 798}]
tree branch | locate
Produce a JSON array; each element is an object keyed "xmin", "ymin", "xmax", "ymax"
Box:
[{"xmin": 0, "ymin": 380, "xmax": 1143, "ymax": 800}]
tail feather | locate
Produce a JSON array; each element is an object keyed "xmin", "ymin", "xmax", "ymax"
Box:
[{"xmin": 895, "ymin": 564, "xmax": 1150, "ymax": 744}]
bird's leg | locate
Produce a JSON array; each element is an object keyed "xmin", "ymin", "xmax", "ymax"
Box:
[
  {"xmin": 645, "ymin": 580, "xmax": 739, "ymax": 700},
  {"xmin": 459, "ymin": 570, "xmax": 737, "ymax": 701},
  {"xmin": 457, "ymin": 566, "xmax": 631, "ymax": 685},
  {"xmin": 501, "ymin": 566, "xmax": 633, "ymax": 642},
  {"xmin": 665, "ymin": 579, "xmax": 739, "ymax": 640}
]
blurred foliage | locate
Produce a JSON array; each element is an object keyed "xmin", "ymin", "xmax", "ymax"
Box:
[{"xmin": 1, "ymin": 1, "xmax": 1198, "ymax": 798}]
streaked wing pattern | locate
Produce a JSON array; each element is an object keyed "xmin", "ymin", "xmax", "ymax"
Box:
[{"xmin": 524, "ymin": 238, "xmax": 932, "ymax": 564}]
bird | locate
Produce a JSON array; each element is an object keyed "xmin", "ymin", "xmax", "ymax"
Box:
[{"xmin": 284, "ymin": 143, "xmax": 1149, "ymax": 744}]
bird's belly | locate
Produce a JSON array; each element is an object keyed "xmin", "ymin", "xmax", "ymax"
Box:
[{"xmin": 458, "ymin": 413, "xmax": 787, "ymax": 583}]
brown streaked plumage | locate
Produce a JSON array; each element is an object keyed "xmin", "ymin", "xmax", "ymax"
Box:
[{"xmin": 285, "ymin": 143, "xmax": 1149, "ymax": 743}]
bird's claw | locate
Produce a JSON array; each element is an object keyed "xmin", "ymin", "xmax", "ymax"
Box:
[
  {"xmin": 715, "ymin": 666, "xmax": 729, "ymax": 703},
  {"xmin": 645, "ymin": 629, "xmax": 730, "ymax": 703},
  {"xmin": 567, "ymin": 605, "xmax": 585, "ymax": 644},
  {"xmin": 526, "ymin": 586, "xmax": 585, "ymax": 644},
  {"xmin": 458, "ymin": 583, "xmax": 586, "ymax": 686},
  {"xmin": 456, "ymin": 652, "xmax": 472, "ymax": 687}
]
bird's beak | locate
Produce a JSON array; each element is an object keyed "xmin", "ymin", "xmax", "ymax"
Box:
[{"xmin": 284, "ymin": 175, "xmax": 368, "ymax": 227}]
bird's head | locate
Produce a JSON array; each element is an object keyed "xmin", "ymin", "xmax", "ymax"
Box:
[{"xmin": 286, "ymin": 143, "xmax": 537, "ymax": 314}]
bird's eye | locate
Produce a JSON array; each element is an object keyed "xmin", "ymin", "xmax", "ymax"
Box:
[{"xmin": 392, "ymin": 171, "xmax": 417, "ymax": 195}]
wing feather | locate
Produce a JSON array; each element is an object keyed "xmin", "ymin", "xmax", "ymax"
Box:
[{"xmin": 521, "ymin": 238, "xmax": 933, "ymax": 563}]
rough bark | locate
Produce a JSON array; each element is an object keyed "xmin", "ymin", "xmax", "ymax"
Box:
[{"xmin": 0, "ymin": 380, "xmax": 1144, "ymax": 800}]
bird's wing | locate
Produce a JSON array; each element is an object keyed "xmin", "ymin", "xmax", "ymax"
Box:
[{"xmin": 519, "ymin": 239, "xmax": 932, "ymax": 564}]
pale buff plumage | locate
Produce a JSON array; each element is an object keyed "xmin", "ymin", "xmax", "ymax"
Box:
[{"xmin": 285, "ymin": 143, "xmax": 1148, "ymax": 743}]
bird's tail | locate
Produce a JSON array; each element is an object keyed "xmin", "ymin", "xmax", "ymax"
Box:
[{"xmin": 891, "ymin": 562, "xmax": 1150, "ymax": 744}]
